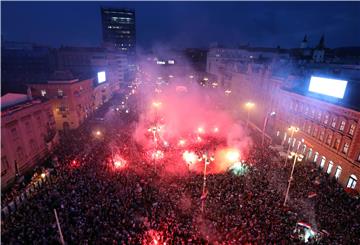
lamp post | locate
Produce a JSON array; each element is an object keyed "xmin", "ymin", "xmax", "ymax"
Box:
[
  {"xmin": 283, "ymin": 151, "xmax": 304, "ymax": 206},
  {"xmin": 198, "ymin": 151, "xmax": 215, "ymax": 213},
  {"xmin": 245, "ymin": 102, "xmax": 255, "ymax": 130},
  {"xmin": 284, "ymin": 126, "xmax": 299, "ymax": 167},
  {"xmin": 261, "ymin": 111, "xmax": 276, "ymax": 147}
]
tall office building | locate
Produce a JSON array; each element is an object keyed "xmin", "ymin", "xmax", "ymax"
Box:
[{"xmin": 101, "ymin": 7, "xmax": 136, "ymax": 56}]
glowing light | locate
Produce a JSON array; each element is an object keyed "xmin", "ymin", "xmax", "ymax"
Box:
[
  {"xmin": 203, "ymin": 77, "xmax": 209, "ymax": 81},
  {"xmin": 183, "ymin": 151, "xmax": 198, "ymax": 164},
  {"xmin": 113, "ymin": 156, "xmax": 127, "ymax": 170},
  {"xmin": 197, "ymin": 127, "xmax": 205, "ymax": 134},
  {"xmin": 178, "ymin": 139, "xmax": 186, "ymax": 146},
  {"xmin": 41, "ymin": 173, "xmax": 46, "ymax": 178},
  {"xmin": 125, "ymin": 109, "xmax": 129, "ymax": 113},
  {"xmin": 225, "ymin": 89, "xmax": 232, "ymax": 95},
  {"xmin": 226, "ymin": 149, "xmax": 240, "ymax": 162},
  {"xmin": 168, "ymin": 74, "xmax": 174, "ymax": 78},
  {"xmin": 96, "ymin": 131, "xmax": 101, "ymax": 136},
  {"xmin": 189, "ymin": 75, "xmax": 194, "ymax": 79},
  {"xmin": 152, "ymin": 150, "xmax": 164, "ymax": 160},
  {"xmin": 213, "ymin": 127, "xmax": 219, "ymax": 133},
  {"xmin": 163, "ymin": 141, "xmax": 169, "ymax": 147},
  {"xmin": 245, "ymin": 102, "xmax": 255, "ymax": 109},
  {"xmin": 197, "ymin": 136, "xmax": 202, "ymax": 142},
  {"xmin": 152, "ymin": 101, "xmax": 162, "ymax": 108},
  {"xmin": 309, "ymin": 76, "xmax": 348, "ymax": 99},
  {"xmin": 230, "ymin": 161, "xmax": 249, "ymax": 176}
]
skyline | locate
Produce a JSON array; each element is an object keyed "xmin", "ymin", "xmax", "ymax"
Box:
[{"xmin": 2, "ymin": 1, "xmax": 360, "ymax": 50}]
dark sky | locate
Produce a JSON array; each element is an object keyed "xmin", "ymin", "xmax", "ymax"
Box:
[{"xmin": 2, "ymin": 1, "xmax": 360, "ymax": 50}]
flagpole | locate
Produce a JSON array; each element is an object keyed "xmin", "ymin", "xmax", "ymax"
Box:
[{"xmin": 54, "ymin": 208, "xmax": 65, "ymax": 245}]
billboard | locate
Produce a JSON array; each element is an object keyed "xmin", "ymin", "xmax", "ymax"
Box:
[
  {"xmin": 97, "ymin": 71, "xmax": 106, "ymax": 84},
  {"xmin": 308, "ymin": 76, "xmax": 347, "ymax": 99}
]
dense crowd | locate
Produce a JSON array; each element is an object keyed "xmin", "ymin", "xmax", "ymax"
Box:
[{"xmin": 1, "ymin": 94, "xmax": 360, "ymax": 244}]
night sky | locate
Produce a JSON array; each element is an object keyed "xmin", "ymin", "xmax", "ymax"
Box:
[{"xmin": 2, "ymin": 1, "xmax": 360, "ymax": 50}]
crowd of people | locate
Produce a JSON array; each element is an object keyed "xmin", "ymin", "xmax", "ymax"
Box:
[{"xmin": 1, "ymin": 92, "xmax": 360, "ymax": 244}]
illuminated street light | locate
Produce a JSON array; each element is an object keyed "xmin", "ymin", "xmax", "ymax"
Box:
[
  {"xmin": 284, "ymin": 126, "xmax": 299, "ymax": 167},
  {"xmin": 198, "ymin": 151, "xmax": 215, "ymax": 213},
  {"xmin": 261, "ymin": 111, "xmax": 276, "ymax": 146},
  {"xmin": 152, "ymin": 101, "xmax": 162, "ymax": 108},
  {"xmin": 96, "ymin": 130, "xmax": 101, "ymax": 136},
  {"xmin": 244, "ymin": 102, "xmax": 255, "ymax": 129},
  {"xmin": 284, "ymin": 152, "xmax": 304, "ymax": 206}
]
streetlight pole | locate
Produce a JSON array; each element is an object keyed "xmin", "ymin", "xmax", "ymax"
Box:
[
  {"xmin": 245, "ymin": 102, "xmax": 255, "ymax": 130},
  {"xmin": 283, "ymin": 152, "xmax": 304, "ymax": 206},
  {"xmin": 262, "ymin": 111, "xmax": 276, "ymax": 147},
  {"xmin": 200, "ymin": 152, "xmax": 214, "ymax": 213},
  {"xmin": 284, "ymin": 126, "xmax": 299, "ymax": 167}
]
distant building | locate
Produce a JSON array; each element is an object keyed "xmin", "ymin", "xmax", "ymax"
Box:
[
  {"xmin": 1, "ymin": 41, "xmax": 56, "ymax": 95},
  {"xmin": 101, "ymin": 7, "xmax": 136, "ymax": 56},
  {"xmin": 29, "ymin": 73, "xmax": 94, "ymax": 131},
  {"xmin": 1, "ymin": 93, "xmax": 57, "ymax": 190},
  {"xmin": 56, "ymin": 46, "xmax": 127, "ymax": 93}
]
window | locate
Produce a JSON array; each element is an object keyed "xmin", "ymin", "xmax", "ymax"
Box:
[
  {"xmin": 41, "ymin": 90, "xmax": 47, "ymax": 97},
  {"xmin": 319, "ymin": 130, "xmax": 325, "ymax": 141},
  {"xmin": 347, "ymin": 175, "xmax": 357, "ymax": 189},
  {"xmin": 317, "ymin": 111, "xmax": 322, "ymax": 121},
  {"xmin": 57, "ymin": 89, "xmax": 64, "ymax": 97},
  {"xmin": 307, "ymin": 125, "xmax": 312, "ymax": 134},
  {"xmin": 1, "ymin": 156, "xmax": 9, "ymax": 170},
  {"xmin": 357, "ymin": 153, "xmax": 360, "ymax": 162},
  {"xmin": 320, "ymin": 157, "xmax": 326, "ymax": 169},
  {"xmin": 11, "ymin": 127, "xmax": 18, "ymax": 139},
  {"xmin": 349, "ymin": 124, "xmax": 356, "ymax": 136},
  {"xmin": 334, "ymin": 166, "xmax": 342, "ymax": 180},
  {"xmin": 16, "ymin": 147, "xmax": 25, "ymax": 161},
  {"xmin": 305, "ymin": 106, "xmax": 309, "ymax": 115},
  {"xmin": 339, "ymin": 121, "xmax": 346, "ymax": 131},
  {"xmin": 29, "ymin": 139, "xmax": 38, "ymax": 152},
  {"xmin": 342, "ymin": 142, "xmax": 350, "ymax": 154},
  {"xmin": 326, "ymin": 134, "xmax": 333, "ymax": 145},
  {"xmin": 331, "ymin": 117, "xmax": 337, "ymax": 128},
  {"xmin": 312, "ymin": 127, "xmax": 318, "ymax": 137},
  {"xmin": 313, "ymin": 152, "xmax": 319, "ymax": 163},
  {"xmin": 307, "ymin": 148, "xmax": 313, "ymax": 159},
  {"xmin": 302, "ymin": 144, "xmax": 307, "ymax": 154},
  {"xmin": 324, "ymin": 114, "xmax": 329, "ymax": 125},
  {"xmin": 311, "ymin": 109, "xmax": 315, "ymax": 118},
  {"xmin": 334, "ymin": 138, "xmax": 341, "ymax": 150},
  {"xmin": 327, "ymin": 161, "xmax": 333, "ymax": 174}
]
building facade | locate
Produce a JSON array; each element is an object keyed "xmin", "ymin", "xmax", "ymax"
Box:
[
  {"xmin": 1, "ymin": 93, "xmax": 57, "ymax": 190},
  {"xmin": 101, "ymin": 7, "xmax": 136, "ymax": 55},
  {"xmin": 273, "ymin": 88, "xmax": 360, "ymax": 192},
  {"xmin": 29, "ymin": 77, "xmax": 94, "ymax": 131}
]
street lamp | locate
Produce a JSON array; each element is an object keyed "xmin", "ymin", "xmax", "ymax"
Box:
[
  {"xmin": 244, "ymin": 102, "xmax": 255, "ymax": 129},
  {"xmin": 283, "ymin": 151, "xmax": 304, "ymax": 206},
  {"xmin": 198, "ymin": 151, "xmax": 215, "ymax": 213},
  {"xmin": 261, "ymin": 111, "xmax": 276, "ymax": 147},
  {"xmin": 284, "ymin": 126, "xmax": 299, "ymax": 167}
]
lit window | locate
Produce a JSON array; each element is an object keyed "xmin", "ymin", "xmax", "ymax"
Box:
[
  {"xmin": 327, "ymin": 161, "xmax": 333, "ymax": 174},
  {"xmin": 41, "ymin": 90, "xmax": 47, "ymax": 97},
  {"xmin": 317, "ymin": 111, "xmax": 322, "ymax": 121},
  {"xmin": 331, "ymin": 117, "xmax": 337, "ymax": 128},
  {"xmin": 339, "ymin": 121, "xmax": 346, "ymax": 131},
  {"xmin": 347, "ymin": 174, "xmax": 357, "ymax": 189},
  {"xmin": 324, "ymin": 114, "xmax": 329, "ymax": 125},
  {"xmin": 357, "ymin": 153, "xmax": 360, "ymax": 162},
  {"xmin": 320, "ymin": 157, "xmax": 326, "ymax": 169},
  {"xmin": 311, "ymin": 109, "xmax": 315, "ymax": 118},
  {"xmin": 307, "ymin": 125, "xmax": 312, "ymax": 134},
  {"xmin": 349, "ymin": 124, "xmax": 356, "ymax": 136},
  {"xmin": 334, "ymin": 166, "xmax": 342, "ymax": 180},
  {"xmin": 313, "ymin": 152, "xmax": 319, "ymax": 163},
  {"xmin": 326, "ymin": 134, "xmax": 332, "ymax": 145},
  {"xmin": 312, "ymin": 127, "xmax": 318, "ymax": 137},
  {"xmin": 342, "ymin": 142, "xmax": 350, "ymax": 154},
  {"xmin": 333, "ymin": 138, "xmax": 341, "ymax": 150},
  {"xmin": 58, "ymin": 89, "xmax": 64, "ymax": 97}
]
